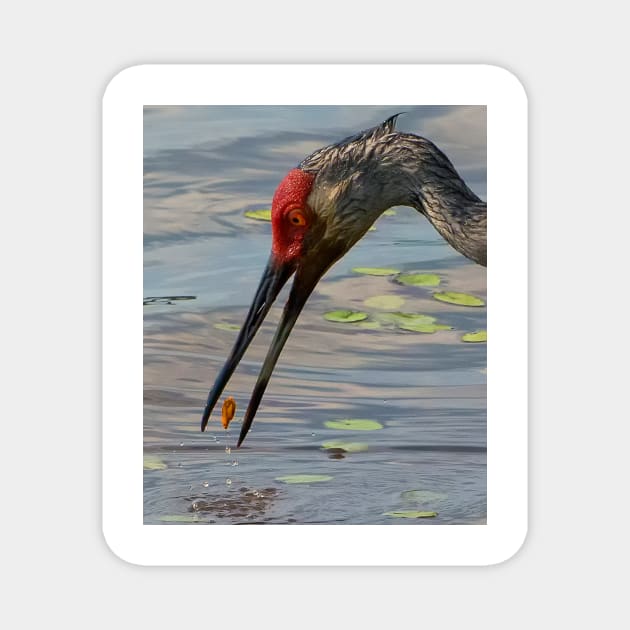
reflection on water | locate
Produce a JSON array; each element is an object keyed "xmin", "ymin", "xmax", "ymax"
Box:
[{"xmin": 144, "ymin": 106, "xmax": 487, "ymax": 525}]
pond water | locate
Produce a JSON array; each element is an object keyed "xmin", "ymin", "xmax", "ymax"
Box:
[{"xmin": 144, "ymin": 106, "xmax": 487, "ymax": 525}]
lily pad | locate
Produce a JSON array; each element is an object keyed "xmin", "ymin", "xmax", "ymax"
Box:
[
  {"xmin": 214, "ymin": 322, "xmax": 241, "ymax": 332},
  {"xmin": 143, "ymin": 455, "xmax": 167, "ymax": 471},
  {"xmin": 323, "ymin": 310, "xmax": 369, "ymax": 323},
  {"xmin": 461, "ymin": 330, "xmax": 487, "ymax": 343},
  {"xmin": 324, "ymin": 419, "xmax": 383, "ymax": 431},
  {"xmin": 244, "ymin": 209, "xmax": 272, "ymax": 221},
  {"xmin": 159, "ymin": 514, "xmax": 201, "ymax": 523},
  {"xmin": 364, "ymin": 295, "xmax": 406, "ymax": 310},
  {"xmin": 321, "ymin": 440, "xmax": 369, "ymax": 453},
  {"xmin": 352, "ymin": 267, "xmax": 401, "ymax": 276},
  {"xmin": 384, "ymin": 511, "xmax": 438, "ymax": 519},
  {"xmin": 373, "ymin": 312, "xmax": 436, "ymax": 327},
  {"xmin": 355, "ymin": 321, "xmax": 382, "ymax": 330},
  {"xmin": 395, "ymin": 273, "xmax": 441, "ymax": 287},
  {"xmin": 383, "ymin": 209, "xmax": 397, "ymax": 216},
  {"xmin": 143, "ymin": 295, "xmax": 196, "ymax": 306},
  {"xmin": 275, "ymin": 475, "xmax": 333, "ymax": 484},
  {"xmin": 433, "ymin": 292, "xmax": 485, "ymax": 307},
  {"xmin": 398, "ymin": 322, "xmax": 453, "ymax": 333},
  {"xmin": 401, "ymin": 490, "xmax": 448, "ymax": 503}
]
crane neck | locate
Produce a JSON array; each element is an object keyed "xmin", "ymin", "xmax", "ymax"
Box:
[{"xmin": 363, "ymin": 134, "xmax": 486, "ymax": 266}]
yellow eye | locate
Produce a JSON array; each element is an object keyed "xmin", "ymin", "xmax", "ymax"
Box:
[{"xmin": 287, "ymin": 208, "xmax": 307, "ymax": 227}]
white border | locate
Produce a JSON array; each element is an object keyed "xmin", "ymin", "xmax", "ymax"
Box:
[{"xmin": 103, "ymin": 64, "xmax": 527, "ymax": 566}]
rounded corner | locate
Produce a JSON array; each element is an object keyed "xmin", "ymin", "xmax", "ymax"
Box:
[
  {"xmin": 102, "ymin": 64, "xmax": 149, "ymax": 104},
  {"xmin": 480, "ymin": 63, "xmax": 528, "ymax": 104},
  {"xmin": 101, "ymin": 525, "xmax": 146, "ymax": 567},
  {"xmin": 485, "ymin": 522, "xmax": 529, "ymax": 567}
]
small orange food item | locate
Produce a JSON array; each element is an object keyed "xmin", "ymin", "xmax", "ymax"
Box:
[{"xmin": 221, "ymin": 396, "xmax": 236, "ymax": 429}]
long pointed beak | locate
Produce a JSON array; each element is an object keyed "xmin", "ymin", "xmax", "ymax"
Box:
[
  {"xmin": 200, "ymin": 253, "xmax": 326, "ymax": 447},
  {"xmin": 200, "ymin": 256, "xmax": 294, "ymax": 433},
  {"xmin": 236, "ymin": 266, "xmax": 320, "ymax": 447}
]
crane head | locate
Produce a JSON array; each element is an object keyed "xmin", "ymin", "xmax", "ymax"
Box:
[{"xmin": 201, "ymin": 116, "xmax": 404, "ymax": 446}]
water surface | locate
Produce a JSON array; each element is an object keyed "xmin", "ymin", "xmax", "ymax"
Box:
[{"xmin": 144, "ymin": 106, "xmax": 487, "ymax": 525}]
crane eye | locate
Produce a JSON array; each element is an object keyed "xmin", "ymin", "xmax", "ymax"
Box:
[{"xmin": 287, "ymin": 208, "xmax": 307, "ymax": 227}]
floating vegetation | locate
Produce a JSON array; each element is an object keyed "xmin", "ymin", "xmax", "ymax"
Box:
[
  {"xmin": 352, "ymin": 267, "xmax": 401, "ymax": 276},
  {"xmin": 321, "ymin": 440, "xmax": 369, "ymax": 453},
  {"xmin": 383, "ymin": 511, "xmax": 438, "ymax": 519},
  {"xmin": 383, "ymin": 209, "xmax": 397, "ymax": 216},
  {"xmin": 374, "ymin": 313, "xmax": 453, "ymax": 333},
  {"xmin": 355, "ymin": 321, "xmax": 382, "ymax": 330},
  {"xmin": 275, "ymin": 475, "xmax": 333, "ymax": 484},
  {"xmin": 398, "ymin": 322, "xmax": 453, "ymax": 334},
  {"xmin": 364, "ymin": 295, "xmax": 406, "ymax": 310},
  {"xmin": 221, "ymin": 396, "xmax": 236, "ymax": 429},
  {"xmin": 323, "ymin": 310, "xmax": 369, "ymax": 323},
  {"xmin": 143, "ymin": 295, "xmax": 196, "ymax": 306},
  {"xmin": 244, "ymin": 209, "xmax": 272, "ymax": 221},
  {"xmin": 433, "ymin": 291, "xmax": 485, "ymax": 307},
  {"xmin": 323, "ymin": 307, "xmax": 452, "ymax": 334},
  {"xmin": 373, "ymin": 312, "xmax": 436, "ymax": 327},
  {"xmin": 461, "ymin": 330, "xmax": 487, "ymax": 343},
  {"xmin": 401, "ymin": 490, "xmax": 448, "ymax": 503},
  {"xmin": 213, "ymin": 322, "xmax": 241, "ymax": 332},
  {"xmin": 395, "ymin": 273, "xmax": 441, "ymax": 287},
  {"xmin": 159, "ymin": 514, "xmax": 202, "ymax": 523},
  {"xmin": 324, "ymin": 419, "xmax": 383, "ymax": 431},
  {"xmin": 143, "ymin": 455, "xmax": 167, "ymax": 471}
]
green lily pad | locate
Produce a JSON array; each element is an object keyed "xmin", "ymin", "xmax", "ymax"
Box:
[
  {"xmin": 214, "ymin": 322, "xmax": 241, "ymax": 332},
  {"xmin": 398, "ymin": 322, "xmax": 453, "ymax": 333},
  {"xmin": 324, "ymin": 419, "xmax": 383, "ymax": 431},
  {"xmin": 244, "ymin": 209, "xmax": 272, "ymax": 221},
  {"xmin": 383, "ymin": 209, "xmax": 397, "ymax": 216},
  {"xmin": 373, "ymin": 312, "xmax": 436, "ymax": 327},
  {"xmin": 352, "ymin": 267, "xmax": 401, "ymax": 276},
  {"xmin": 384, "ymin": 511, "xmax": 438, "ymax": 519},
  {"xmin": 159, "ymin": 514, "xmax": 201, "ymax": 523},
  {"xmin": 143, "ymin": 455, "xmax": 167, "ymax": 471},
  {"xmin": 401, "ymin": 490, "xmax": 448, "ymax": 503},
  {"xmin": 323, "ymin": 310, "xmax": 369, "ymax": 323},
  {"xmin": 433, "ymin": 292, "xmax": 485, "ymax": 307},
  {"xmin": 321, "ymin": 440, "xmax": 369, "ymax": 453},
  {"xmin": 356, "ymin": 321, "xmax": 382, "ymax": 330},
  {"xmin": 461, "ymin": 330, "xmax": 487, "ymax": 343},
  {"xmin": 364, "ymin": 295, "xmax": 406, "ymax": 310},
  {"xmin": 275, "ymin": 475, "xmax": 333, "ymax": 484},
  {"xmin": 395, "ymin": 273, "xmax": 441, "ymax": 287}
]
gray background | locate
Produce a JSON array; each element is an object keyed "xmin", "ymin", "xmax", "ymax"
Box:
[{"xmin": 3, "ymin": 1, "xmax": 627, "ymax": 627}]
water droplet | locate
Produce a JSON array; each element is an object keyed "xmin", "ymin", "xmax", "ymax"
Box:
[
  {"xmin": 202, "ymin": 481, "xmax": 209, "ymax": 488},
  {"xmin": 226, "ymin": 478, "xmax": 232, "ymax": 486}
]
